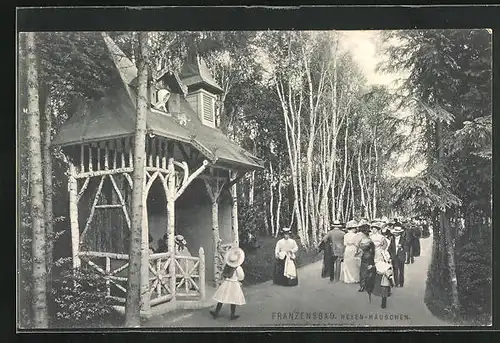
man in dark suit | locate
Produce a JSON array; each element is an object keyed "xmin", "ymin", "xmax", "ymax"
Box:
[
  {"xmin": 391, "ymin": 225, "xmax": 406, "ymax": 287},
  {"xmin": 410, "ymin": 219, "xmax": 422, "ymax": 257},
  {"xmin": 402, "ymin": 219, "xmax": 415, "ymax": 264},
  {"xmin": 318, "ymin": 220, "xmax": 346, "ymax": 282}
]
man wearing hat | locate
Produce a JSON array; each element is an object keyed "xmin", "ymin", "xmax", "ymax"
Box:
[
  {"xmin": 318, "ymin": 220, "xmax": 345, "ymax": 282},
  {"xmin": 273, "ymin": 227, "xmax": 299, "ymax": 286},
  {"xmin": 401, "ymin": 220, "xmax": 416, "ymax": 264},
  {"xmin": 390, "ymin": 225, "xmax": 406, "ymax": 287}
]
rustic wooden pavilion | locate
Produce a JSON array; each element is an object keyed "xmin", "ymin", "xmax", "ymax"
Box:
[{"xmin": 51, "ymin": 33, "xmax": 263, "ymax": 315}]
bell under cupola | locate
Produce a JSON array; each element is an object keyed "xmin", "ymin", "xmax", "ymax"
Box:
[{"xmin": 180, "ymin": 50, "xmax": 223, "ymax": 128}]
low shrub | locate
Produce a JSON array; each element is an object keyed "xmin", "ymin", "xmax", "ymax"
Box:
[
  {"xmin": 50, "ymin": 263, "xmax": 114, "ymax": 327},
  {"xmin": 455, "ymin": 238, "xmax": 492, "ymax": 324},
  {"xmin": 425, "ymin": 234, "xmax": 492, "ymax": 325}
]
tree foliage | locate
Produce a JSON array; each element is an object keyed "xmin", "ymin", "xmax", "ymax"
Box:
[{"xmin": 379, "ymin": 29, "xmax": 492, "ymax": 323}]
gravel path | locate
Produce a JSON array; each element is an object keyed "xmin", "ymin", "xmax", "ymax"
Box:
[{"xmin": 145, "ymin": 234, "xmax": 450, "ymax": 327}]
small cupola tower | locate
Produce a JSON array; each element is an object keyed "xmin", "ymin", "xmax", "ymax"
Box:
[{"xmin": 180, "ymin": 50, "xmax": 223, "ymax": 128}]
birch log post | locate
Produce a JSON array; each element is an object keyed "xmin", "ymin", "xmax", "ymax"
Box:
[
  {"xmin": 203, "ymin": 175, "xmax": 222, "ymax": 286},
  {"xmin": 124, "ymin": 30, "xmax": 148, "ymax": 327},
  {"xmin": 69, "ymin": 163, "xmax": 81, "ymax": 269},
  {"xmin": 25, "ymin": 31, "xmax": 48, "ymax": 328},
  {"xmin": 230, "ymin": 171, "xmax": 239, "ymax": 247},
  {"xmin": 140, "ymin": 168, "xmax": 150, "ymax": 313},
  {"xmin": 199, "ymin": 247, "xmax": 206, "ymax": 302},
  {"xmin": 167, "ymin": 158, "xmax": 176, "ymax": 301},
  {"xmin": 211, "ymin": 200, "xmax": 220, "ymax": 286}
]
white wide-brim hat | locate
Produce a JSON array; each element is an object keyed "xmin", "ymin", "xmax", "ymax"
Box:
[
  {"xmin": 346, "ymin": 220, "xmax": 359, "ymax": 229},
  {"xmin": 224, "ymin": 247, "xmax": 245, "ymax": 268},
  {"xmin": 281, "ymin": 227, "xmax": 291, "ymax": 234},
  {"xmin": 371, "ymin": 221, "xmax": 385, "ymax": 229}
]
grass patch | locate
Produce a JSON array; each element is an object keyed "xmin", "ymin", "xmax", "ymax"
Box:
[{"xmin": 241, "ymin": 235, "xmax": 322, "ymax": 286}]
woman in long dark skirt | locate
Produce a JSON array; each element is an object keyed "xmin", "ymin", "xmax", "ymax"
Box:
[
  {"xmin": 273, "ymin": 227, "xmax": 299, "ymax": 286},
  {"xmin": 370, "ymin": 222, "xmax": 394, "ymax": 309},
  {"xmin": 411, "ymin": 223, "xmax": 422, "ymax": 257},
  {"xmin": 357, "ymin": 221, "xmax": 376, "ymax": 302}
]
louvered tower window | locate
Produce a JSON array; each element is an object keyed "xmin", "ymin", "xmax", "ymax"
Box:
[{"xmin": 203, "ymin": 93, "xmax": 215, "ymax": 123}]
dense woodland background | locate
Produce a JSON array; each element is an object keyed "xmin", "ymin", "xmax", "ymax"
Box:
[{"xmin": 18, "ymin": 30, "xmax": 492, "ymax": 327}]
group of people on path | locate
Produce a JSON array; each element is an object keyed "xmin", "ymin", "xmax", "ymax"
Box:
[
  {"xmin": 318, "ymin": 217, "xmax": 425, "ymax": 309},
  {"xmin": 207, "ymin": 217, "xmax": 426, "ymax": 320}
]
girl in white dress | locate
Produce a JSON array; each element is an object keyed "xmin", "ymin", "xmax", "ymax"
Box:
[
  {"xmin": 210, "ymin": 247, "xmax": 246, "ymax": 320},
  {"xmin": 342, "ymin": 220, "xmax": 361, "ymax": 283}
]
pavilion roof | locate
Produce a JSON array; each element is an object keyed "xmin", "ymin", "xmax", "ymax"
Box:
[{"xmin": 52, "ymin": 33, "xmax": 263, "ymax": 170}]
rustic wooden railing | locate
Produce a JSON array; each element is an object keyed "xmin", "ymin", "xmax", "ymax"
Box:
[
  {"xmin": 148, "ymin": 252, "xmax": 174, "ymax": 306},
  {"xmin": 78, "ymin": 247, "xmax": 205, "ymax": 307},
  {"xmin": 147, "ymin": 248, "xmax": 206, "ymax": 305},
  {"xmin": 174, "ymin": 248, "xmax": 205, "ymax": 301},
  {"xmin": 78, "ymin": 251, "xmax": 129, "ymax": 305}
]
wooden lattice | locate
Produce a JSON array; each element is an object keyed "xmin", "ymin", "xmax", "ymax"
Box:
[{"xmin": 78, "ymin": 251, "xmax": 129, "ymax": 304}]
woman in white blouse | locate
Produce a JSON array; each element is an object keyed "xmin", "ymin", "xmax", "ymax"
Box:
[{"xmin": 273, "ymin": 227, "xmax": 299, "ymax": 286}]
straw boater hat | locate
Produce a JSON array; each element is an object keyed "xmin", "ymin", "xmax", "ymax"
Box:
[
  {"xmin": 345, "ymin": 220, "xmax": 358, "ymax": 230},
  {"xmin": 331, "ymin": 220, "xmax": 345, "ymax": 228},
  {"xmin": 224, "ymin": 247, "xmax": 245, "ymax": 268},
  {"xmin": 391, "ymin": 225, "xmax": 404, "ymax": 234}
]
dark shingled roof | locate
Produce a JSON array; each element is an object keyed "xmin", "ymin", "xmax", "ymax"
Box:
[{"xmin": 51, "ymin": 33, "xmax": 263, "ymax": 171}]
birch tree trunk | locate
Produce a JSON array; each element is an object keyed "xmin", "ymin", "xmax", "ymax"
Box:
[
  {"xmin": 125, "ymin": 31, "xmax": 148, "ymax": 327},
  {"xmin": 302, "ymin": 39, "xmax": 327, "ymax": 246},
  {"xmin": 41, "ymin": 92, "xmax": 54, "ymax": 288},
  {"xmin": 269, "ymin": 164, "xmax": 275, "ymax": 236},
  {"xmin": 372, "ymin": 127, "xmax": 378, "ymax": 219},
  {"xmin": 276, "ymin": 167, "xmax": 283, "ymax": 237},
  {"xmin": 357, "ymin": 147, "xmax": 368, "ymax": 218},
  {"xmin": 276, "ymin": 78, "xmax": 306, "ymax": 245},
  {"xmin": 248, "ymin": 170, "xmax": 255, "ymax": 206},
  {"xmin": 25, "ymin": 31, "xmax": 48, "ymax": 329},
  {"xmin": 349, "ymin": 165, "xmax": 355, "ymax": 219},
  {"xmin": 337, "ymin": 117, "xmax": 349, "ymax": 221}
]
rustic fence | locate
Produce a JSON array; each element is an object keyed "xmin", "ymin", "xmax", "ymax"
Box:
[{"xmin": 78, "ymin": 247, "xmax": 206, "ymax": 307}]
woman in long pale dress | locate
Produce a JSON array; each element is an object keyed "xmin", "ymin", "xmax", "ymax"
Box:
[
  {"xmin": 273, "ymin": 227, "xmax": 299, "ymax": 286},
  {"xmin": 210, "ymin": 247, "xmax": 246, "ymax": 320},
  {"xmin": 341, "ymin": 220, "xmax": 361, "ymax": 283}
]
